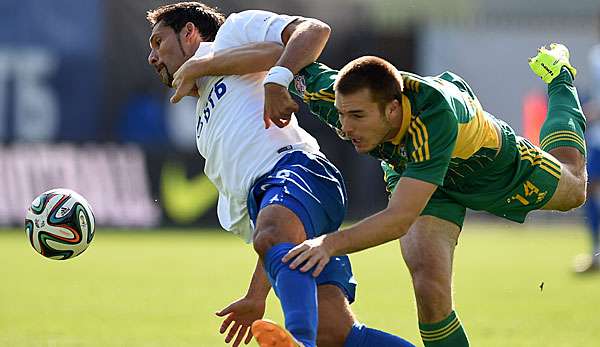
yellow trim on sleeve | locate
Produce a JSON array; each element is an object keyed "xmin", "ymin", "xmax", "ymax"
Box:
[
  {"xmin": 407, "ymin": 116, "xmax": 431, "ymax": 162},
  {"xmin": 318, "ymin": 89, "xmax": 335, "ymax": 98},
  {"xmin": 415, "ymin": 117, "xmax": 430, "ymax": 160},
  {"xmin": 303, "ymin": 90, "xmax": 335, "ymax": 103}
]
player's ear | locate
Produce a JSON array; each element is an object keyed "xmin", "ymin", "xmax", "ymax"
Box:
[
  {"xmin": 386, "ymin": 99, "xmax": 402, "ymax": 123},
  {"xmin": 184, "ymin": 22, "xmax": 195, "ymax": 38}
]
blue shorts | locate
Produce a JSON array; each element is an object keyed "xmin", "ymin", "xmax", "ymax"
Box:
[{"xmin": 248, "ymin": 151, "xmax": 357, "ymax": 303}]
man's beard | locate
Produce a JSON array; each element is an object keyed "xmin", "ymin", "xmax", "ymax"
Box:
[{"xmin": 158, "ymin": 64, "xmax": 174, "ymax": 87}]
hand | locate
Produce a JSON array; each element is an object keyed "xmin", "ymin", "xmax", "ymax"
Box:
[
  {"xmin": 282, "ymin": 235, "xmax": 332, "ymax": 277},
  {"xmin": 263, "ymin": 83, "xmax": 299, "ymax": 129},
  {"xmin": 215, "ymin": 296, "xmax": 266, "ymax": 346},
  {"xmin": 170, "ymin": 58, "xmax": 201, "ymax": 103}
]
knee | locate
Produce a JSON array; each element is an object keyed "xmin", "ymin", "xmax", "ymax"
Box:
[
  {"xmin": 560, "ymin": 183, "xmax": 587, "ymax": 211},
  {"xmin": 563, "ymin": 164, "xmax": 588, "ymax": 210},
  {"xmin": 404, "ymin": 252, "xmax": 451, "ymax": 302},
  {"xmin": 252, "ymin": 227, "xmax": 279, "ymax": 257},
  {"xmin": 252, "ymin": 205, "xmax": 307, "ymax": 257},
  {"xmin": 411, "ymin": 272, "xmax": 448, "ymax": 303}
]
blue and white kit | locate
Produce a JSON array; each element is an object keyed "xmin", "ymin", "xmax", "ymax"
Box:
[{"xmin": 191, "ymin": 10, "xmax": 357, "ymax": 300}]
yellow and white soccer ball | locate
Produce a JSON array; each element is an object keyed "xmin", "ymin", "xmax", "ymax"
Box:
[{"xmin": 25, "ymin": 188, "xmax": 95, "ymax": 260}]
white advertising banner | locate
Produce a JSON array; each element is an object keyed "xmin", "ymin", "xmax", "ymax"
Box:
[{"xmin": 0, "ymin": 144, "xmax": 160, "ymax": 227}]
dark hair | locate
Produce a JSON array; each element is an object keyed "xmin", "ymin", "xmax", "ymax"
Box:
[
  {"xmin": 146, "ymin": 2, "xmax": 226, "ymax": 41},
  {"xmin": 334, "ymin": 56, "xmax": 403, "ymax": 110}
]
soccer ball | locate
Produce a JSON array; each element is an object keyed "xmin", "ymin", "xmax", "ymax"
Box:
[{"xmin": 25, "ymin": 188, "xmax": 95, "ymax": 260}]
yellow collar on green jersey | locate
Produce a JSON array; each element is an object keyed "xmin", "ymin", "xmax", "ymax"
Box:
[{"xmin": 389, "ymin": 94, "xmax": 412, "ymax": 145}]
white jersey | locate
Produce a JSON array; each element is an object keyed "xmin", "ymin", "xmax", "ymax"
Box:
[{"xmin": 193, "ymin": 10, "xmax": 321, "ymax": 242}]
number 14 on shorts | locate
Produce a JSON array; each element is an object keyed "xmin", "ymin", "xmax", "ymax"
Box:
[{"xmin": 507, "ymin": 180, "xmax": 547, "ymax": 206}]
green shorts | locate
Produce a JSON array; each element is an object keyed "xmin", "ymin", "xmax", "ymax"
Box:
[{"xmin": 421, "ymin": 129, "xmax": 562, "ymax": 228}]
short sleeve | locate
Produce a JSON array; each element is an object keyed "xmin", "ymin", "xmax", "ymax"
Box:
[
  {"xmin": 402, "ymin": 110, "xmax": 458, "ymax": 186},
  {"xmin": 213, "ymin": 10, "xmax": 298, "ymax": 52}
]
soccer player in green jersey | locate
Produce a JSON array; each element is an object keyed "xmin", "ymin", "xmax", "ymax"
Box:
[{"xmin": 271, "ymin": 43, "xmax": 586, "ymax": 347}]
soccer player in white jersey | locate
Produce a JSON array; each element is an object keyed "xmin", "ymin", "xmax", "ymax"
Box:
[{"xmin": 146, "ymin": 3, "xmax": 414, "ymax": 347}]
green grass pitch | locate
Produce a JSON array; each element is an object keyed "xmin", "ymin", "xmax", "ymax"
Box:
[{"xmin": 1, "ymin": 221, "xmax": 599, "ymax": 346}]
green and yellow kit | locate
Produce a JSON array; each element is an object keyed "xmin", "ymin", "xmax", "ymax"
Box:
[{"xmin": 289, "ymin": 63, "xmax": 563, "ymax": 227}]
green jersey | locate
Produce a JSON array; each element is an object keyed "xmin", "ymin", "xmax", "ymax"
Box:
[
  {"xmin": 289, "ymin": 62, "xmax": 513, "ymax": 189},
  {"xmin": 289, "ymin": 62, "xmax": 561, "ymax": 226}
]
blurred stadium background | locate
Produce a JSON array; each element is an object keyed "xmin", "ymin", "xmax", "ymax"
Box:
[{"xmin": 1, "ymin": 0, "xmax": 599, "ymax": 346}]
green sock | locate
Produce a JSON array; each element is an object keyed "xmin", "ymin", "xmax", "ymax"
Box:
[
  {"xmin": 539, "ymin": 67, "xmax": 586, "ymax": 156},
  {"xmin": 419, "ymin": 311, "xmax": 469, "ymax": 347}
]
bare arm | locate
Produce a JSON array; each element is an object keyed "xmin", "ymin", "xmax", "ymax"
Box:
[
  {"xmin": 263, "ymin": 17, "xmax": 331, "ymax": 128},
  {"xmin": 170, "ymin": 42, "xmax": 284, "ymax": 103},
  {"xmin": 193, "ymin": 42, "xmax": 284, "ymax": 76},
  {"xmin": 284, "ymin": 177, "xmax": 438, "ymax": 276},
  {"xmin": 277, "ymin": 18, "xmax": 331, "ymax": 74},
  {"xmin": 245, "ymin": 258, "xmax": 272, "ymax": 299},
  {"xmin": 325, "ymin": 177, "xmax": 437, "ymax": 254}
]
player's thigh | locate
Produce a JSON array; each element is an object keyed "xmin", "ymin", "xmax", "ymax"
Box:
[
  {"xmin": 400, "ymin": 215, "xmax": 460, "ymax": 287},
  {"xmin": 316, "ymin": 284, "xmax": 355, "ymax": 347},
  {"xmin": 542, "ymin": 158, "xmax": 587, "ymax": 211}
]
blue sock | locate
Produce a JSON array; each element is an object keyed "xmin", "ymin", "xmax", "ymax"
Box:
[
  {"xmin": 264, "ymin": 243, "xmax": 317, "ymax": 347},
  {"xmin": 344, "ymin": 323, "xmax": 415, "ymax": 347}
]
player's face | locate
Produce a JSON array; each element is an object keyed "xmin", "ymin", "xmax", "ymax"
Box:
[
  {"xmin": 148, "ymin": 22, "xmax": 188, "ymax": 87},
  {"xmin": 336, "ymin": 88, "xmax": 397, "ymax": 153}
]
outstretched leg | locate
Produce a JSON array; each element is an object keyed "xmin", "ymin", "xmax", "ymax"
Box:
[{"xmin": 529, "ymin": 43, "xmax": 587, "ymax": 210}]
